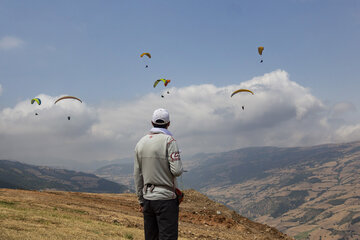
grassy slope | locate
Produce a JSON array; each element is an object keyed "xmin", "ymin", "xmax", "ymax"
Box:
[{"xmin": 0, "ymin": 188, "xmax": 293, "ymax": 240}]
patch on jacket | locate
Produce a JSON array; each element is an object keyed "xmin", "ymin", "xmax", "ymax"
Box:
[{"xmin": 170, "ymin": 152, "xmax": 180, "ymax": 162}]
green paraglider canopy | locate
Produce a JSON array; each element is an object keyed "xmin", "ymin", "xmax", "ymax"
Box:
[
  {"xmin": 31, "ymin": 98, "xmax": 41, "ymax": 105},
  {"xmin": 153, "ymin": 79, "xmax": 170, "ymax": 88}
]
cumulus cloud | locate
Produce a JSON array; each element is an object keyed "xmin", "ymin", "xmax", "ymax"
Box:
[
  {"xmin": 335, "ymin": 124, "xmax": 360, "ymax": 142},
  {"xmin": 331, "ymin": 102, "xmax": 356, "ymax": 117},
  {"xmin": 0, "ymin": 70, "xmax": 358, "ymax": 169},
  {"xmin": 0, "ymin": 36, "xmax": 24, "ymax": 50}
]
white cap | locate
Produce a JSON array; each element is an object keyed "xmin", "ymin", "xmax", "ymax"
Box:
[{"xmin": 152, "ymin": 108, "xmax": 170, "ymax": 125}]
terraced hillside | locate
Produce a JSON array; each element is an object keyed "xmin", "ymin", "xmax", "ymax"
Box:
[{"xmin": 186, "ymin": 142, "xmax": 360, "ymax": 239}]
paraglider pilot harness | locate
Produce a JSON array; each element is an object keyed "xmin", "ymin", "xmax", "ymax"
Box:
[
  {"xmin": 143, "ymin": 184, "xmax": 173, "ymax": 193},
  {"xmin": 144, "ymin": 184, "xmax": 184, "ymax": 205}
]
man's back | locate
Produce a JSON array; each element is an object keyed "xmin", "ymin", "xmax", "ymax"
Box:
[
  {"xmin": 135, "ymin": 133, "xmax": 178, "ymax": 188},
  {"xmin": 134, "ymin": 108, "xmax": 183, "ymax": 240}
]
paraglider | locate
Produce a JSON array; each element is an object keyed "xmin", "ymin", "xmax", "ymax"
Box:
[
  {"xmin": 258, "ymin": 46, "xmax": 264, "ymax": 63},
  {"xmin": 153, "ymin": 79, "xmax": 171, "ymax": 98},
  {"xmin": 140, "ymin": 53, "xmax": 151, "ymax": 58},
  {"xmin": 153, "ymin": 79, "xmax": 170, "ymax": 88},
  {"xmin": 54, "ymin": 96, "xmax": 82, "ymax": 120},
  {"xmin": 140, "ymin": 52, "xmax": 151, "ymax": 68},
  {"xmin": 230, "ymin": 89, "xmax": 254, "ymax": 97},
  {"xmin": 31, "ymin": 98, "xmax": 41, "ymax": 116},
  {"xmin": 54, "ymin": 96, "xmax": 82, "ymax": 104},
  {"xmin": 31, "ymin": 98, "xmax": 41, "ymax": 105},
  {"xmin": 231, "ymin": 89, "xmax": 254, "ymax": 110}
]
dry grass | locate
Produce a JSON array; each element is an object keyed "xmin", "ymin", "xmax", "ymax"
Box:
[
  {"xmin": 0, "ymin": 189, "xmax": 144, "ymax": 240},
  {"xmin": 0, "ymin": 188, "xmax": 292, "ymax": 240}
]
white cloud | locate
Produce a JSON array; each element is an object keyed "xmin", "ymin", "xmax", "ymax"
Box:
[
  {"xmin": 331, "ymin": 102, "xmax": 356, "ymax": 117},
  {"xmin": 0, "ymin": 70, "xmax": 358, "ymax": 169},
  {"xmin": 335, "ymin": 123, "xmax": 360, "ymax": 143},
  {"xmin": 0, "ymin": 36, "xmax": 24, "ymax": 50}
]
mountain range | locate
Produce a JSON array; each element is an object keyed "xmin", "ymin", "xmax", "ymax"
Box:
[
  {"xmin": 2, "ymin": 140, "xmax": 360, "ymax": 239},
  {"xmin": 183, "ymin": 141, "xmax": 360, "ymax": 239},
  {"xmin": 93, "ymin": 141, "xmax": 360, "ymax": 239},
  {"xmin": 0, "ymin": 160, "xmax": 128, "ymax": 193}
]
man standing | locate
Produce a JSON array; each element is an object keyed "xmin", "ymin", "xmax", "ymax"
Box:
[{"xmin": 134, "ymin": 108, "xmax": 183, "ymax": 240}]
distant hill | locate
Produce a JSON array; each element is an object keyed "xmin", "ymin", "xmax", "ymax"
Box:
[
  {"xmin": 0, "ymin": 160, "xmax": 128, "ymax": 193},
  {"xmin": 0, "ymin": 188, "xmax": 292, "ymax": 240},
  {"xmin": 92, "ymin": 141, "xmax": 360, "ymax": 239},
  {"xmin": 183, "ymin": 141, "xmax": 360, "ymax": 239},
  {"xmin": 94, "ymin": 162, "xmax": 134, "ymax": 190}
]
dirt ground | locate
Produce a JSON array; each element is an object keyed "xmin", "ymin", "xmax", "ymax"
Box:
[{"xmin": 0, "ymin": 188, "xmax": 293, "ymax": 240}]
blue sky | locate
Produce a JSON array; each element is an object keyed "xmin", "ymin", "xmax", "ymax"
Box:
[
  {"xmin": 0, "ymin": 0, "xmax": 360, "ymax": 169},
  {"xmin": 1, "ymin": 0, "xmax": 359, "ymax": 105}
]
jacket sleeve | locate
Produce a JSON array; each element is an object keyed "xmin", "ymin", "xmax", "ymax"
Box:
[
  {"xmin": 167, "ymin": 137, "xmax": 183, "ymax": 177},
  {"xmin": 134, "ymin": 148, "xmax": 144, "ymax": 205}
]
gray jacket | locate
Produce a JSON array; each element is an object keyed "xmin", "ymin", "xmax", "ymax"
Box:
[{"xmin": 134, "ymin": 130, "xmax": 183, "ymax": 205}]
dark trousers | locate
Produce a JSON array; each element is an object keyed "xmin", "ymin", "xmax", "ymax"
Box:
[{"xmin": 143, "ymin": 198, "xmax": 179, "ymax": 240}]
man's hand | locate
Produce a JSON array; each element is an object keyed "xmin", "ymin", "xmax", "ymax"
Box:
[{"xmin": 139, "ymin": 205, "xmax": 143, "ymax": 213}]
